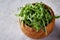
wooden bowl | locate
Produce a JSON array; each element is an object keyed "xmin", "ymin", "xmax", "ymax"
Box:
[{"xmin": 19, "ymin": 3, "xmax": 55, "ymax": 39}]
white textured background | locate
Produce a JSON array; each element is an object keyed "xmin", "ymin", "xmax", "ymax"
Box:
[{"xmin": 0, "ymin": 0, "xmax": 60, "ymax": 40}]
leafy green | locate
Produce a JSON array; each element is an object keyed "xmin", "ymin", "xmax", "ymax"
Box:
[{"xmin": 16, "ymin": 2, "xmax": 53, "ymax": 32}]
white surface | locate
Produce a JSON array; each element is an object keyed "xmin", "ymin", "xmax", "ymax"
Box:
[{"xmin": 0, "ymin": 0, "xmax": 60, "ymax": 40}]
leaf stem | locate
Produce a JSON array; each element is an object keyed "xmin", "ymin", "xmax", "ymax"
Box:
[
  {"xmin": 45, "ymin": 26, "xmax": 48, "ymax": 36},
  {"xmin": 54, "ymin": 16, "xmax": 60, "ymax": 19}
]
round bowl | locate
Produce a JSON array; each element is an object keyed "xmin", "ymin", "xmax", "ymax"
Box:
[{"xmin": 19, "ymin": 3, "xmax": 55, "ymax": 39}]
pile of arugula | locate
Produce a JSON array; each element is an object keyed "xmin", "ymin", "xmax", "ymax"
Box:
[{"xmin": 16, "ymin": 2, "xmax": 60, "ymax": 33}]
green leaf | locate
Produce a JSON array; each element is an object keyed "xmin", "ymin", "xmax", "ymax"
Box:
[
  {"xmin": 55, "ymin": 16, "xmax": 60, "ymax": 19},
  {"xmin": 15, "ymin": 14, "xmax": 20, "ymax": 17}
]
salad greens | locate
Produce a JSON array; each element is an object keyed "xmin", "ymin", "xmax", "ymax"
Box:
[{"xmin": 16, "ymin": 2, "xmax": 60, "ymax": 33}]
